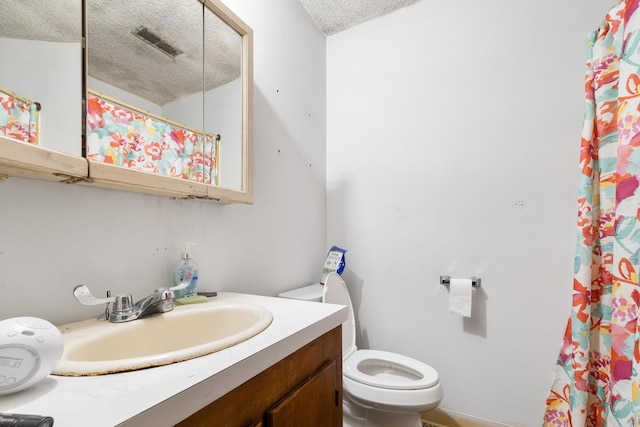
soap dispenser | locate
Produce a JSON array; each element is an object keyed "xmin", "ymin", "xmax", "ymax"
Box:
[{"xmin": 173, "ymin": 243, "xmax": 199, "ymax": 299}]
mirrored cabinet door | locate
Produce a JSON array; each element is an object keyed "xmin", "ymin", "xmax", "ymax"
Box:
[
  {"xmin": 203, "ymin": 0, "xmax": 253, "ymax": 203},
  {"xmin": 0, "ymin": 0, "xmax": 87, "ymax": 181},
  {"xmin": 85, "ymin": 0, "xmax": 209, "ymax": 195},
  {"xmin": 204, "ymin": 4, "xmax": 242, "ymax": 191},
  {"xmin": 85, "ymin": 0, "xmax": 253, "ymax": 203}
]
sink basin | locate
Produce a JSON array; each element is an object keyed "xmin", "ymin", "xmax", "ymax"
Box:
[{"xmin": 53, "ymin": 302, "xmax": 273, "ymax": 376}]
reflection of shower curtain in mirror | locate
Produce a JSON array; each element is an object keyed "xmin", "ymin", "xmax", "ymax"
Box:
[
  {"xmin": 86, "ymin": 93, "xmax": 217, "ymax": 185},
  {"xmin": 544, "ymin": 1, "xmax": 640, "ymax": 425},
  {"xmin": 0, "ymin": 87, "xmax": 39, "ymax": 145}
]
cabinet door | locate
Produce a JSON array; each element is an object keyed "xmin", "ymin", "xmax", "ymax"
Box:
[
  {"xmin": 175, "ymin": 327, "xmax": 342, "ymax": 427},
  {"xmin": 265, "ymin": 360, "xmax": 339, "ymax": 427}
]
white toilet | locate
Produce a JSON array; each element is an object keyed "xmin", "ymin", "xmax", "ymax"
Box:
[{"xmin": 279, "ymin": 273, "xmax": 442, "ymax": 427}]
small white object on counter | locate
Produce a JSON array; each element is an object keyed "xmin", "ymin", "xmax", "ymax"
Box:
[
  {"xmin": 0, "ymin": 317, "xmax": 63, "ymax": 395},
  {"xmin": 0, "ymin": 292, "xmax": 347, "ymax": 427}
]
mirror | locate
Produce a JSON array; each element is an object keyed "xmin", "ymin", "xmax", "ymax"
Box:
[
  {"xmin": 86, "ymin": 0, "xmax": 249, "ymax": 192},
  {"xmin": 0, "ymin": 0, "xmax": 82, "ymax": 156},
  {"xmin": 0, "ymin": 0, "xmax": 251, "ymax": 200},
  {"xmin": 204, "ymin": 4, "xmax": 243, "ymax": 190}
]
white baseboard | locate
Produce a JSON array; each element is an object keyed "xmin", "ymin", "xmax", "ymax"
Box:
[{"xmin": 422, "ymin": 408, "xmax": 513, "ymax": 427}]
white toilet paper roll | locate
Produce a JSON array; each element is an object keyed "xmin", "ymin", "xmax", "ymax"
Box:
[{"xmin": 449, "ymin": 278, "xmax": 472, "ymax": 317}]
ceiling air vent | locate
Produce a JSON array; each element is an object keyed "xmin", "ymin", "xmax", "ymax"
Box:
[{"xmin": 132, "ymin": 26, "xmax": 183, "ymax": 59}]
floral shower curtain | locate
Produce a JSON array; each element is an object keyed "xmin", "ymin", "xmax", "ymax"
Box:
[
  {"xmin": 86, "ymin": 93, "xmax": 218, "ymax": 185},
  {"xmin": 544, "ymin": 1, "xmax": 640, "ymax": 425},
  {"xmin": 0, "ymin": 87, "xmax": 39, "ymax": 145}
]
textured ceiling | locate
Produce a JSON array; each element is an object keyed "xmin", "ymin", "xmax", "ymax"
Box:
[
  {"xmin": 0, "ymin": 0, "xmax": 414, "ymax": 104},
  {"xmin": 0, "ymin": 0, "xmax": 80, "ymax": 43},
  {"xmin": 1, "ymin": 0, "xmax": 241, "ymax": 106},
  {"xmin": 87, "ymin": 0, "xmax": 241, "ymax": 106},
  {"xmin": 300, "ymin": 0, "xmax": 422, "ymax": 35}
]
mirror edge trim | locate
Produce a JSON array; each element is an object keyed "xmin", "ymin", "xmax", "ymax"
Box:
[
  {"xmin": 207, "ymin": 185, "xmax": 252, "ymax": 204},
  {"xmin": 203, "ymin": 0, "xmax": 254, "ymax": 204},
  {"xmin": 0, "ymin": 136, "xmax": 88, "ymax": 183},
  {"xmin": 87, "ymin": 161, "xmax": 208, "ymax": 199}
]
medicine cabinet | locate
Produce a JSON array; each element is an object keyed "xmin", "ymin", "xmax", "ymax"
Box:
[{"xmin": 0, "ymin": 0, "xmax": 253, "ymax": 204}]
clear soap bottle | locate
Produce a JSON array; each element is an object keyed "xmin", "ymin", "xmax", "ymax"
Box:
[{"xmin": 173, "ymin": 243, "xmax": 199, "ymax": 299}]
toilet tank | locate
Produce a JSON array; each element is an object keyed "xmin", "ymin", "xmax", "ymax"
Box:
[{"xmin": 277, "ymin": 283, "xmax": 324, "ymax": 302}]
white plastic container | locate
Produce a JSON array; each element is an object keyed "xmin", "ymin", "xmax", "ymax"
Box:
[{"xmin": 0, "ymin": 317, "xmax": 63, "ymax": 395}]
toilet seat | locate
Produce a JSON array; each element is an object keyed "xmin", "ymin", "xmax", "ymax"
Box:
[
  {"xmin": 322, "ymin": 272, "xmax": 441, "ymax": 393},
  {"xmin": 344, "ymin": 349, "xmax": 439, "ymax": 390},
  {"xmin": 343, "ymin": 373, "xmax": 443, "ymax": 413}
]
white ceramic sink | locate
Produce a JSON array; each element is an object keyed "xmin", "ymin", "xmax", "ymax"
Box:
[{"xmin": 53, "ymin": 302, "xmax": 273, "ymax": 376}]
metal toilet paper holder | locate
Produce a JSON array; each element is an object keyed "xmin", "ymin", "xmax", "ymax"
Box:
[{"xmin": 440, "ymin": 275, "xmax": 481, "ymax": 288}]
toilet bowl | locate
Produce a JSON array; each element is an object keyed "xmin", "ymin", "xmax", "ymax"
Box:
[
  {"xmin": 279, "ymin": 273, "xmax": 442, "ymax": 426},
  {"xmin": 342, "ymin": 349, "xmax": 442, "ymax": 413}
]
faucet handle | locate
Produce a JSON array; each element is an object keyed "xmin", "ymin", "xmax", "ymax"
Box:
[
  {"xmin": 73, "ymin": 285, "xmax": 116, "ymax": 306},
  {"xmin": 74, "ymin": 285, "xmax": 128, "ymax": 321},
  {"xmin": 168, "ymin": 270, "xmax": 193, "ymax": 292}
]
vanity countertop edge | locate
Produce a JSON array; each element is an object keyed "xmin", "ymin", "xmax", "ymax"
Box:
[{"xmin": 0, "ymin": 292, "xmax": 348, "ymax": 427}]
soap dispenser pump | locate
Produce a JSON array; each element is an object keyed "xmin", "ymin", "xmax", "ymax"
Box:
[{"xmin": 173, "ymin": 243, "xmax": 199, "ymax": 299}]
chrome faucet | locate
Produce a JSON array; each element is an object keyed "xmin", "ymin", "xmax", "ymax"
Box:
[{"xmin": 73, "ymin": 272, "xmax": 192, "ymax": 323}]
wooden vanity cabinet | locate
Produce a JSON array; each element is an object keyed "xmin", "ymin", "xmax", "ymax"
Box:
[
  {"xmin": 265, "ymin": 359, "xmax": 339, "ymax": 426},
  {"xmin": 176, "ymin": 326, "xmax": 342, "ymax": 427}
]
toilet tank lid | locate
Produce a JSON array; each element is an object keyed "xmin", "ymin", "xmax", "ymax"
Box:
[{"xmin": 277, "ymin": 283, "xmax": 324, "ymax": 302}]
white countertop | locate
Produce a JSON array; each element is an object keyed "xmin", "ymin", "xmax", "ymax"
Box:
[{"xmin": 0, "ymin": 292, "xmax": 347, "ymax": 426}]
